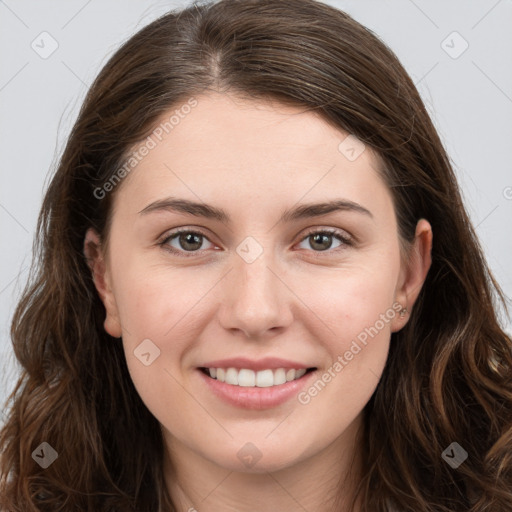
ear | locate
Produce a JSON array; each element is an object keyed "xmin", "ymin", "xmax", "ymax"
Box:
[
  {"xmin": 391, "ymin": 218, "xmax": 433, "ymax": 333},
  {"xmin": 83, "ymin": 228, "xmax": 122, "ymax": 338}
]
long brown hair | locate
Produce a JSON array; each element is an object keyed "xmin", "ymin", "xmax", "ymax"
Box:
[{"xmin": 1, "ymin": 1, "xmax": 511, "ymax": 510}]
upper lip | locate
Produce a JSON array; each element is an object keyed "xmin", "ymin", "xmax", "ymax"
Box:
[{"xmin": 199, "ymin": 357, "xmax": 315, "ymax": 372}]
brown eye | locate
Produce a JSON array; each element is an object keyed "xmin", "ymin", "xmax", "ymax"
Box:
[
  {"xmin": 161, "ymin": 229, "xmax": 214, "ymax": 256},
  {"xmin": 297, "ymin": 229, "xmax": 352, "ymax": 254},
  {"xmin": 309, "ymin": 233, "xmax": 336, "ymax": 251},
  {"xmin": 175, "ymin": 232, "xmax": 203, "ymax": 251}
]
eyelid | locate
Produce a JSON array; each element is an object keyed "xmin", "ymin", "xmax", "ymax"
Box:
[
  {"xmin": 300, "ymin": 226, "xmax": 353, "ymax": 243},
  {"xmin": 158, "ymin": 227, "xmax": 217, "ymax": 256},
  {"xmin": 158, "ymin": 225, "xmax": 354, "ymax": 257}
]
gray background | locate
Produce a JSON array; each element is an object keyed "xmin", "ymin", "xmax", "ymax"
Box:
[{"xmin": 1, "ymin": 0, "xmax": 512, "ymax": 422}]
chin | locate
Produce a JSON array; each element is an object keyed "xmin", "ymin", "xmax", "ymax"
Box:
[{"xmin": 202, "ymin": 441, "xmax": 310, "ymax": 474}]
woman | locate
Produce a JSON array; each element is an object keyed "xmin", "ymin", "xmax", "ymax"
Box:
[{"xmin": 1, "ymin": 0, "xmax": 511, "ymax": 510}]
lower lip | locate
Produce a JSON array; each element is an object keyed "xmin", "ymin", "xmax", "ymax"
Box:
[{"xmin": 197, "ymin": 368, "xmax": 316, "ymax": 410}]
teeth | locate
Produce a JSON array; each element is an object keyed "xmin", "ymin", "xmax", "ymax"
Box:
[
  {"xmin": 225, "ymin": 367, "xmax": 238, "ymax": 385},
  {"xmin": 207, "ymin": 367, "xmax": 308, "ymax": 387},
  {"xmin": 238, "ymin": 369, "xmax": 255, "ymax": 386},
  {"xmin": 274, "ymin": 368, "xmax": 287, "ymax": 385},
  {"xmin": 256, "ymin": 369, "xmax": 273, "ymax": 387}
]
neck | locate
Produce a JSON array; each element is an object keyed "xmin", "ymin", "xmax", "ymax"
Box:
[{"xmin": 162, "ymin": 415, "xmax": 364, "ymax": 512}]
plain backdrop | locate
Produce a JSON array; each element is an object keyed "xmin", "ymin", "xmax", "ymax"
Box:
[{"xmin": 1, "ymin": 0, "xmax": 511, "ymax": 423}]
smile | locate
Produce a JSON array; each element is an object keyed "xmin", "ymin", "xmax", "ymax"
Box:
[{"xmin": 200, "ymin": 367, "xmax": 316, "ymax": 387}]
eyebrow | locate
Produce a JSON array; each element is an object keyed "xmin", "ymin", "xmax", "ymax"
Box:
[{"xmin": 138, "ymin": 197, "xmax": 373, "ymax": 223}]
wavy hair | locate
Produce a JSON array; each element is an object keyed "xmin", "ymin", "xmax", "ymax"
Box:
[{"xmin": 1, "ymin": 0, "xmax": 511, "ymax": 510}]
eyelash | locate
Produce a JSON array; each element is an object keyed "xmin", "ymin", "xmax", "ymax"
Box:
[{"xmin": 158, "ymin": 227, "xmax": 353, "ymax": 258}]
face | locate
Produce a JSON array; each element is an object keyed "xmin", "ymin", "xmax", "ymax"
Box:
[{"xmin": 85, "ymin": 92, "xmax": 431, "ymax": 476}]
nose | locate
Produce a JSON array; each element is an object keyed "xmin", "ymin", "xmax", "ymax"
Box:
[{"xmin": 216, "ymin": 248, "xmax": 294, "ymax": 339}]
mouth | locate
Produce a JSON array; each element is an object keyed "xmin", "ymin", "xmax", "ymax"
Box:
[{"xmin": 198, "ymin": 366, "xmax": 317, "ymax": 388}]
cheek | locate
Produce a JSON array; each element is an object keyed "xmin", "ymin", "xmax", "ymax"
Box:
[
  {"xmin": 301, "ymin": 250, "xmax": 400, "ymax": 346},
  {"xmin": 111, "ymin": 247, "xmax": 211, "ymax": 327},
  {"xmin": 293, "ymin": 250, "xmax": 400, "ymax": 399},
  {"xmin": 112, "ymin": 267, "xmax": 210, "ymax": 425},
  {"xmin": 99, "ymin": 248, "xmax": 401, "ymax": 474},
  {"xmin": 113, "ymin": 242, "xmax": 400, "ymax": 379},
  {"xmin": 113, "ymin": 264, "xmax": 212, "ymax": 359},
  {"xmin": 291, "ymin": 268, "xmax": 398, "ymax": 450}
]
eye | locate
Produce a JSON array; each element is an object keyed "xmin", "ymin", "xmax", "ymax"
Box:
[
  {"xmin": 160, "ymin": 229, "xmax": 215, "ymax": 257},
  {"xmin": 296, "ymin": 228, "xmax": 352, "ymax": 254},
  {"xmin": 159, "ymin": 227, "xmax": 353, "ymax": 258}
]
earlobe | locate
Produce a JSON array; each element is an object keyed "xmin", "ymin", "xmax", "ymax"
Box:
[
  {"xmin": 391, "ymin": 219, "xmax": 433, "ymax": 333},
  {"xmin": 83, "ymin": 228, "xmax": 123, "ymax": 338}
]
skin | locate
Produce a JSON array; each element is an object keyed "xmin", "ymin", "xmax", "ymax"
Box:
[{"xmin": 84, "ymin": 92, "xmax": 432, "ymax": 512}]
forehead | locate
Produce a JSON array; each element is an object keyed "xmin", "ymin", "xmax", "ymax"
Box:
[{"xmin": 114, "ymin": 92, "xmax": 391, "ymax": 219}]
